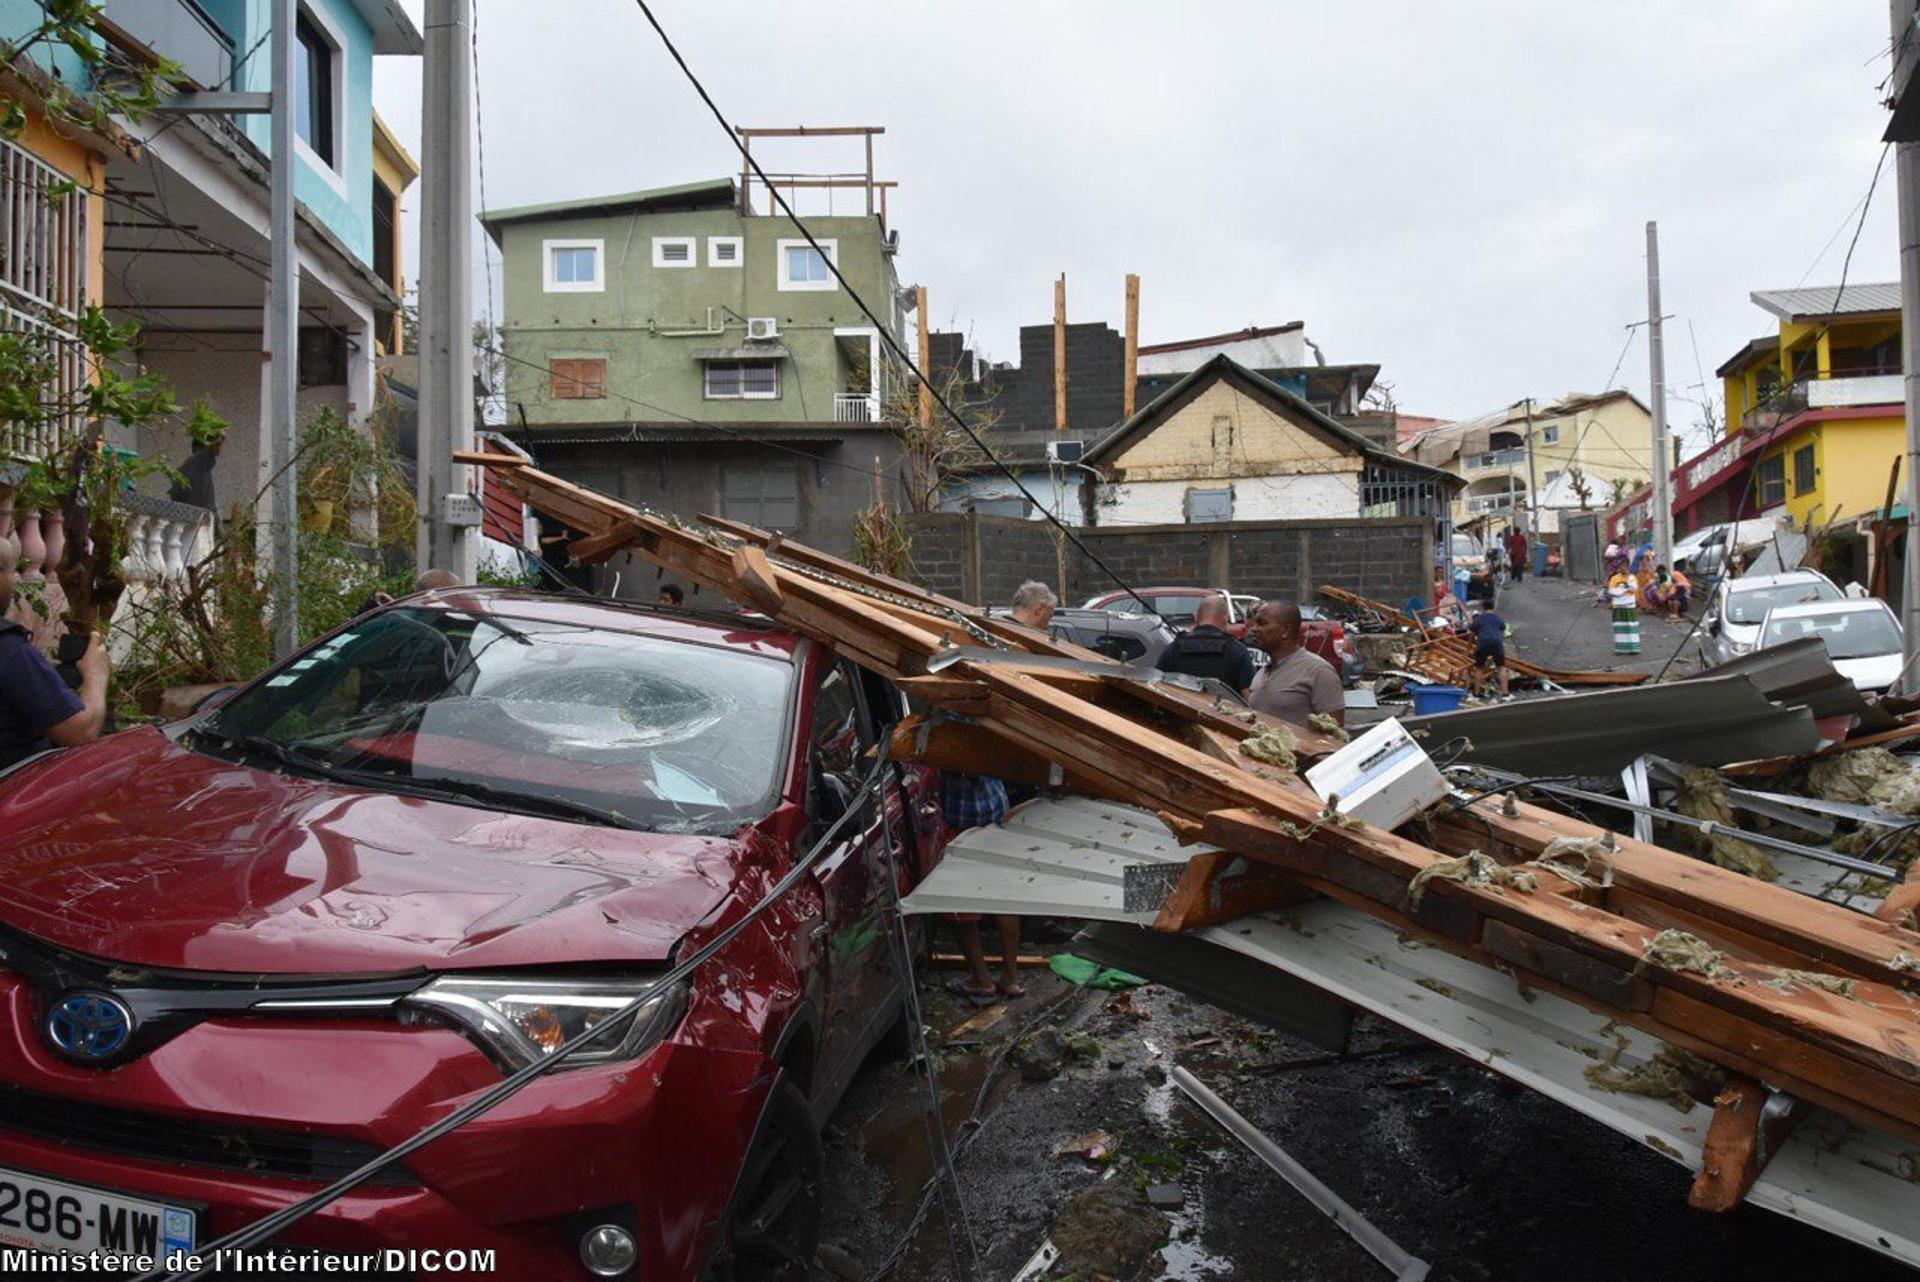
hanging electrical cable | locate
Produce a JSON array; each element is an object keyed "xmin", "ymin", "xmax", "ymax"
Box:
[{"xmin": 626, "ymin": 0, "xmax": 1161, "ymax": 619}]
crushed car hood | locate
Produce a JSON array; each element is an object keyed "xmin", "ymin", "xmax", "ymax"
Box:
[{"xmin": 0, "ymin": 729, "xmax": 746, "ymax": 974}]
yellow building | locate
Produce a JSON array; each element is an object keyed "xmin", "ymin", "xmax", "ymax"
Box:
[
  {"xmin": 0, "ymin": 51, "xmax": 136, "ymax": 462},
  {"xmin": 1399, "ymin": 390, "xmax": 1655, "ymax": 535},
  {"xmin": 1711, "ymin": 284, "xmax": 1903, "ymax": 533},
  {"xmin": 370, "ymin": 111, "xmax": 419, "ymax": 355}
]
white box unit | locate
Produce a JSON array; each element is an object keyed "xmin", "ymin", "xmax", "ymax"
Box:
[
  {"xmin": 746, "ymin": 317, "xmax": 780, "ymax": 341},
  {"xmin": 1303, "ymin": 716, "xmax": 1447, "ymax": 831},
  {"xmin": 1046, "ymin": 438, "xmax": 1085, "ymax": 464}
]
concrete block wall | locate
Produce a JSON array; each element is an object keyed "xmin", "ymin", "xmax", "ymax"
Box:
[{"xmin": 900, "ymin": 513, "xmax": 1433, "ymax": 610}]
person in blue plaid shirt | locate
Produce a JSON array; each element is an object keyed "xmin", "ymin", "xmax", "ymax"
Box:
[{"xmin": 945, "ymin": 581, "xmax": 1057, "ymax": 1003}]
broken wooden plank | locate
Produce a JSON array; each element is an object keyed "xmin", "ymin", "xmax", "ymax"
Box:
[
  {"xmin": 729, "ymin": 544, "xmax": 785, "ymax": 613},
  {"xmin": 569, "ymin": 520, "xmax": 647, "ymax": 566},
  {"xmin": 1152, "ymin": 851, "xmax": 1315, "ymax": 933},
  {"xmin": 1689, "ymin": 1077, "xmax": 1800, "ymax": 1213}
]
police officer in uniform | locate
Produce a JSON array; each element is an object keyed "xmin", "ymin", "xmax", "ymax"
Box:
[{"xmin": 1153, "ymin": 594, "xmax": 1256, "ymax": 697}]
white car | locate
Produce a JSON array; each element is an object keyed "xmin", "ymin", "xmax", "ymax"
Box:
[
  {"xmin": 1700, "ymin": 569, "xmax": 1843, "ymax": 667},
  {"xmin": 1756, "ymin": 598, "xmax": 1905, "ymax": 691}
]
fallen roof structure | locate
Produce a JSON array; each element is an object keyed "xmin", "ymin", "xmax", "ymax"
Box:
[
  {"xmin": 1317, "ymin": 586, "xmax": 1649, "ymax": 688},
  {"xmin": 1402, "ymin": 675, "xmax": 1822, "ymax": 775},
  {"xmin": 466, "ymin": 451, "xmax": 1920, "ymax": 1236},
  {"xmin": 912, "ymin": 798, "xmax": 1920, "ymax": 1267}
]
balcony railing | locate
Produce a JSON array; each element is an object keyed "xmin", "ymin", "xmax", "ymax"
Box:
[
  {"xmin": 833, "ymin": 393, "xmax": 880, "ymax": 423},
  {"xmin": 100, "ymin": 0, "xmax": 234, "ymax": 90},
  {"xmin": 1464, "ymin": 446, "xmax": 1527, "ymax": 471},
  {"xmin": 1741, "ymin": 365, "xmax": 1903, "ymax": 429}
]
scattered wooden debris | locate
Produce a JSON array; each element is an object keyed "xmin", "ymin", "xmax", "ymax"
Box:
[{"xmin": 473, "ymin": 456, "xmax": 1920, "ymax": 1151}]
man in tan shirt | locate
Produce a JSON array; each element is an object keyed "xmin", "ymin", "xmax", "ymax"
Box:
[{"xmin": 1247, "ymin": 600, "xmax": 1345, "ymax": 727}]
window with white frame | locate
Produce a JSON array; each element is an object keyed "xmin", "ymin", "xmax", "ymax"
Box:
[
  {"xmin": 652, "ymin": 236, "xmax": 695, "ymax": 268},
  {"xmin": 777, "ymin": 238, "xmax": 837, "ymax": 291},
  {"xmin": 292, "ymin": 5, "xmax": 346, "ymax": 185},
  {"xmin": 705, "ymin": 359, "xmax": 780, "ymax": 400},
  {"xmin": 1541, "ymin": 424, "xmax": 1561, "ymax": 445},
  {"xmin": 708, "ymin": 236, "xmax": 742, "ymax": 267},
  {"xmin": 1185, "ymin": 487, "xmax": 1234, "ymax": 523},
  {"xmin": 544, "ymin": 239, "xmax": 604, "ymax": 292}
]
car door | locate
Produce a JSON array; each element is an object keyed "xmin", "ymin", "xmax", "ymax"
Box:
[{"xmin": 803, "ymin": 655, "xmax": 889, "ymax": 1088}]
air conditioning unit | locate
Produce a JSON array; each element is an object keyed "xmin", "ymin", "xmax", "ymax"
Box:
[
  {"xmin": 1046, "ymin": 438, "xmax": 1085, "ymax": 464},
  {"xmin": 746, "ymin": 317, "xmax": 780, "ymax": 341}
]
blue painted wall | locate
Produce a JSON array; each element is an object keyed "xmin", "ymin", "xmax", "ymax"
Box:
[
  {"xmin": 0, "ymin": 0, "xmax": 103, "ymax": 90},
  {"xmin": 223, "ymin": 0, "xmax": 375, "ymax": 267}
]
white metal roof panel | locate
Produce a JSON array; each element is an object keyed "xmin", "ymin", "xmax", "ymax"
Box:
[
  {"xmin": 912, "ymin": 798, "xmax": 1920, "ymax": 1267},
  {"xmin": 1751, "ymin": 283, "xmax": 1902, "ymax": 321}
]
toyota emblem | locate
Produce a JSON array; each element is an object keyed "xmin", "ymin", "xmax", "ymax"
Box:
[{"xmin": 46, "ymin": 991, "xmax": 134, "ymax": 1063}]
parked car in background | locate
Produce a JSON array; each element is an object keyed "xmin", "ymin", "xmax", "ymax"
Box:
[
  {"xmin": 1003, "ymin": 605, "xmax": 1179, "ymax": 665},
  {"xmin": 1448, "ymin": 533, "xmax": 1487, "ymax": 576},
  {"xmin": 1756, "ymin": 598, "xmax": 1906, "ymax": 691},
  {"xmin": 1700, "ymin": 569, "xmax": 1844, "ymax": 666},
  {"xmin": 1080, "ymin": 588, "xmax": 1358, "ymax": 680},
  {"xmin": 0, "ymin": 590, "xmax": 934, "ymax": 1279}
]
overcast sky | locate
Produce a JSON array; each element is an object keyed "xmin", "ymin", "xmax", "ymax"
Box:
[{"xmin": 375, "ymin": 1, "xmax": 1903, "ymax": 452}]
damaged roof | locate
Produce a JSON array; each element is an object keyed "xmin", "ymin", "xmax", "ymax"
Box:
[{"xmin": 480, "ymin": 179, "xmax": 738, "ymax": 241}]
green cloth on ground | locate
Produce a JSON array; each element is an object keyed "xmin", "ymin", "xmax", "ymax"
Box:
[{"xmin": 1049, "ymin": 953, "xmax": 1148, "ymax": 990}]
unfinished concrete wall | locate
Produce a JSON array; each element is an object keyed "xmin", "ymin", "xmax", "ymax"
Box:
[{"xmin": 900, "ymin": 513, "xmax": 1433, "ymax": 610}]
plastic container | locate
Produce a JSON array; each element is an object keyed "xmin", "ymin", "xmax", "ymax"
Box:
[{"xmin": 1408, "ymin": 683, "xmax": 1468, "ymax": 716}]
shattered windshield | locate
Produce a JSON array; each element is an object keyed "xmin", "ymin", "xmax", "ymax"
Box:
[
  {"xmin": 199, "ymin": 608, "xmax": 793, "ymax": 833},
  {"xmin": 1762, "ymin": 609, "xmax": 1902, "ymax": 661},
  {"xmin": 1726, "ymin": 579, "xmax": 1842, "ymax": 625}
]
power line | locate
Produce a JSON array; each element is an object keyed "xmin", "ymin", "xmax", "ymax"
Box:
[{"xmin": 626, "ymin": 0, "xmax": 1155, "ymax": 615}]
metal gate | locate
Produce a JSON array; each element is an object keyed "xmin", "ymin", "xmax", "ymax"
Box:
[{"xmin": 1563, "ymin": 513, "xmax": 1602, "ymax": 582}]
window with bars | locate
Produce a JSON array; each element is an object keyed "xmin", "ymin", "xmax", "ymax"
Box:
[
  {"xmin": 721, "ymin": 466, "xmax": 800, "ymax": 530},
  {"xmin": 0, "ymin": 137, "xmax": 89, "ymax": 461},
  {"xmin": 550, "ymin": 358, "xmax": 607, "ymax": 400},
  {"xmin": 705, "ymin": 359, "xmax": 779, "ymax": 400}
]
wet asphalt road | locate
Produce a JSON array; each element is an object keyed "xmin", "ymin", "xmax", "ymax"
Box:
[{"xmin": 812, "ymin": 966, "xmax": 1914, "ymax": 1282}]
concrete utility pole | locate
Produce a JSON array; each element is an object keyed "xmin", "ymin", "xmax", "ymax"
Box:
[
  {"xmin": 1644, "ymin": 221, "xmax": 1674, "ymax": 565},
  {"xmin": 417, "ymin": 0, "xmax": 478, "ymax": 579},
  {"xmin": 1522, "ymin": 396, "xmax": 1539, "ymax": 536},
  {"xmin": 1895, "ymin": 1, "xmax": 1920, "ymax": 686},
  {"xmin": 266, "ymin": 0, "xmax": 299, "ymax": 659}
]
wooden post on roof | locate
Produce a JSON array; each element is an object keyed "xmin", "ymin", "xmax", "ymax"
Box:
[
  {"xmin": 738, "ymin": 132, "xmax": 751, "ymax": 215},
  {"xmin": 864, "ymin": 131, "xmax": 875, "ymax": 216},
  {"xmin": 916, "ymin": 285, "xmax": 933, "ymax": 431},
  {"xmin": 1054, "ymin": 273, "xmax": 1068, "ymax": 431},
  {"xmin": 1123, "ymin": 273, "xmax": 1140, "ymax": 417}
]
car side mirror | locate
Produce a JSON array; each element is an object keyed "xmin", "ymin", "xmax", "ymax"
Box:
[{"xmin": 1704, "ymin": 615, "xmax": 1720, "ymax": 635}]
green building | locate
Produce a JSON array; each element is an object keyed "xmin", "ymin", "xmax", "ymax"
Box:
[{"xmin": 482, "ymin": 178, "xmax": 910, "ymax": 564}]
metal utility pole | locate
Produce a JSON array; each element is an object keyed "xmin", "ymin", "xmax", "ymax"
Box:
[
  {"xmin": 267, "ymin": 0, "xmax": 299, "ymax": 659},
  {"xmin": 1896, "ymin": 1, "xmax": 1920, "ymax": 686},
  {"xmin": 417, "ymin": 0, "xmax": 478, "ymax": 579},
  {"xmin": 1522, "ymin": 396, "xmax": 1539, "ymax": 536},
  {"xmin": 1644, "ymin": 221, "xmax": 1674, "ymax": 565}
]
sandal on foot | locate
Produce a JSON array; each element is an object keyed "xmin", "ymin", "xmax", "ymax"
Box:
[{"xmin": 945, "ymin": 977, "xmax": 998, "ymax": 1007}]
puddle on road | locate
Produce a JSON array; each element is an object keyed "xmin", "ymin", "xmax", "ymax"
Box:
[
  {"xmin": 1160, "ymin": 1184, "xmax": 1235, "ymax": 1281},
  {"xmin": 861, "ymin": 1050, "xmax": 999, "ymax": 1214}
]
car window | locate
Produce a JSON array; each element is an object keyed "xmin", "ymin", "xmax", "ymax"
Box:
[
  {"xmin": 1450, "ymin": 535, "xmax": 1479, "ymax": 559},
  {"xmin": 205, "ymin": 608, "xmax": 794, "ymax": 833},
  {"xmin": 1762, "ymin": 609, "xmax": 1902, "ymax": 660},
  {"xmin": 809, "ymin": 658, "xmax": 875, "ymax": 804},
  {"xmin": 1091, "ymin": 597, "xmax": 1132, "ymax": 614},
  {"xmin": 1726, "ymin": 579, "xmax": 1842, "ymax": 624},
  {"xmin": 1145, "ymin": 594, "xmax": 1211, "ymax": 626}
]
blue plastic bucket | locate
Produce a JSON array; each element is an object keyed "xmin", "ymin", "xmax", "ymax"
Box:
[{"xmin": 1408, "ymin": 683, "xmax": 1467, "ymax": 716}]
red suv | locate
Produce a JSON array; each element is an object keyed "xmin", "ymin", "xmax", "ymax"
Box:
[{"xmin": 0, "ymin": 590, "xmax": 933, "ymax": 1279}]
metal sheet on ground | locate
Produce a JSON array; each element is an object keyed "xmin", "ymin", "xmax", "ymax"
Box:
[{"xmin": 913, "ymin": 797, "xmax": 1920, "ymax": 1267}]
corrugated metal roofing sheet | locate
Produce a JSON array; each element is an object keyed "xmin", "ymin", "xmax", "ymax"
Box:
[{"xmin": 1751, "ymin": 283, "xmax": 1902, "ymax": 321}]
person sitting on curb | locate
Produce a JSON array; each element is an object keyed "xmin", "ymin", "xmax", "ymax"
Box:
[{"xmin": 0, "ymin": 531, "xmax": 108, "ymax": 770}]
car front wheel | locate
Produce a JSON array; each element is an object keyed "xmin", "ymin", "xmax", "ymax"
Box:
[{"xmin": 702, "ymin": 1078, "xmax": 823, "ymax": 1282}]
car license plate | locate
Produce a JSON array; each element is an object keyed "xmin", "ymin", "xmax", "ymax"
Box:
[{"xmin": 0, "ymin": 1166, "xmax": 195, "ymax": 1258}]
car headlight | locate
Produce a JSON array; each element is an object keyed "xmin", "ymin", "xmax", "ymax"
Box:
[
  {"xmin": 1727, "ymin": 639, "xmax": 1753, "ymax": 655},
  {"xmin": 402, "ymin": 975, "xmax": 688, "ymax": 1072}
]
